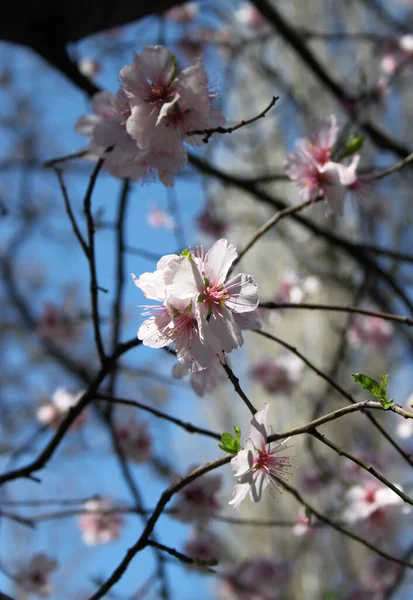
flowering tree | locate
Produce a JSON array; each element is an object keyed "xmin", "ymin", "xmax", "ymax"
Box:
[{"xmin": 2, "ymin": 1, "xmax": 413, "ymax": 598}]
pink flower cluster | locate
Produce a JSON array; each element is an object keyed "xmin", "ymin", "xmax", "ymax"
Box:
[
  {"xmin": 76, "ymin": 45, "xmax": 224, "ymax": 186},
  {"xmin": 78, "ymin": 497, "xmax": 124, "ymax": 546},
  {"xmin": 132, "ymin": 238, "xmax": 259, "ymax": 373},
  {"xmin": 284, "ymin": 115, "xmax": 360, "ymax": 215}
]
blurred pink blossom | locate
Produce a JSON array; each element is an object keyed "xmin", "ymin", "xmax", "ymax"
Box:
[
  {"xmin": 36, "ymin": 387, "xmax": 86, "ymax": 429},
  {"xmin": 115, "ymin": 419, "xmax": 152, "ymax": 463},
  {"xmin": 78, "ymin": 497, "xmax": 124, "ymax": 546},
  {"xmin": 78, "ymin": 57, "xmax": 101, "ymax": 78},
  {"xmin": 196, "ymin": 204, "xmax": 228, "ymax": 237},
  {"xmin": 147, "ymin": 205, "xmax": 175, "ymax": 231},
  {"xmin": 381, "ymin": 35, "xmax": 413, "ymax": 75},
  {"xmin": 172, "ymin": 355, "xmax": 226, "ymax": 397},
  {"xmin": 235, "ymin": 3, "xmax": 268, "ymax": 31},
  {"xmin": 183, "ymin": 529, "xmax": 223, "ymax": 569},
  {"xmin": 293, "ymin": 508, "xmax": 313, "ymax": 536},
  {"xmin": 347, "ymin": 314, "xmax": 394, "ymax": 351},
  {"xmin": 251, "ymin": 354, "xmax": 302, "ymax": 395},
  {"xmin": 217, "ymin": 556, "xmax": 290, "ymax": 600},
  {"xmin": 38, "ymin": 302, "xmax": 80, "ymax": 342},
  {"xmin": 342, "ymin": 482, "xmax": 406, "ymax": 526},
  {"xmin": 171, "ymin": 467, "xmax": 222, "ymax": 522},
  {"xmin": 15, "ymin": 553, "xmax": 57, "ymax": 597},
  {"xmin": 166, "ymin": 2, "xmax": 199, "ymax": 24},
  {"xmin": 396, "ymin": 391, "xmax": 413, "ymax": 439}
]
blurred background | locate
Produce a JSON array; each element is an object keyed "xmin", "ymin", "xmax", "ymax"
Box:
[{"xmin": 1, "ymin": 0, "xmax": 413, "ymax": 598}]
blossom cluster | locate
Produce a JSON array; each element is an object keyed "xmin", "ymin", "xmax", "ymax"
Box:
[
  {"xmin": 133, "ymin": 238, "xmax": 259, "ymax": 374},
  {"xmin": 76, "ymin": 45, "xmax": 224, "ymax": 186},
  {"xmin": 78, "ymin": 497, "xmax": 124, "ymax": 546},
  {"xmin": 284, "ymin": 115, "xmax": 361, "ymax": 215}
]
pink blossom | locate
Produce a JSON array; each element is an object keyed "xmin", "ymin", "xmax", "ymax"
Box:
[
  {"xmin": 15, "ymin": 553, "xmax": 57, "ymax": 597},
  {"xmin": 115, "ymin": 419, "xmax": 152, "ymax": 463},
  {"xmin": 292, "ymin": 509, "xmax": 313, "ymax": 536},
  {"xmin": 147, "ymin": 205, "xmax": 175, "ymax": 231},
  {"xmin": 78, "ymin": 57, "xmax": 101, "ymax": 78},
  {"xmin": 347, "ymin": 314, "xmax": 393, "ymax": 351},
  {"xmin": 196, "ymin": 204, "xmax": 228, "ymax": 237},
  {"xmin": 172, "ymin": 355, "xmax": 226, "ymax": 397},
  {"xmin": 284, "ymin": 115, "xmax": 361, "ymax": 215},
  {"xmin": 78, "ymin": 497, "xmax": 124, "ymax": 546},
  {"xmin": 235, "ymin": 3, "xmax": 268, "ymax": 31},
  {"xmin": 229, "ymin": 404, "xmax": 291, "ymax": 508},
  {"xmin": 381, "ymin": 35, "xmax": 413, "ymax": 75},
  {"xmin": 164, "ymin": 239, "xmax": 259, "ymax": 360},
  {"xmin": 299, "ymin": 467, "xmax": 329, "ymax": 494},
  {"xmin": 166, "ymin": 2, "xmax": 199, "ymax": 24},
  {"xmin": 36, "ymin": 387, "xmax": 86, "ymax": 429},
  {"xmin": 217, "ymin": 557, "xmax": 290, "ymax": 600},
  {"xmin": 37, "ymin": 301, "xmax": 80, "ymax": 342},
  {"xmin": 120, "ymin": 45, "xmax": 225, "ymax": 151},
  {"xmin": 251, "ymin": 354, "xmax": 302, "ymax": 395},
  {"xmin": 75, "ymin": 90, "xmax": 185, "ymax": 186},
  {"xmin": 183, "ymin": 529, "xmax": 223, "ymax": 569},
  {"xmin": 342, "ymin": 482, "xmax": 405, "ymax": 526},
  {"xmin": 171, "ymin": 467, "xmax": 222, "ymax": 522},
  {"xmin": 133, "ymin": 258, "xmax": 216, "ymax": 370},
  {"xmin": 132, "ymin": 239, "xmax": 259, "ymax": 371},
  {"xmin": 396, "ymin": 392, "xmax": 413, "ymax": 439},
  {"xmin": 274, "ymin": 271, "xmax": 319, "ymax": 304}
]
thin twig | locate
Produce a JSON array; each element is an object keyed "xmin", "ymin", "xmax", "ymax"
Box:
[
  {"xmin": 278, "ymin": 478, "xmax": 413, "ymax": 570},
  {"xmin": 44, "ymin": 149, "xmax": 89, "ymax": 168},
  {"xmin": 259, "ymin": 301, "xmax": 413, "ymax": 326},
  {"xmin": 83, "ymin": 155, "xmax": 107, "ymax": 362},
  {"xmin": 221, "ymin": 362, "xmax": 257, "ymax": 415},
  {"xmin": 55, "ymin": 168, "xmax": 89, "ymax": 256},
  {"xmin": 187, "ymin": 96, "xmax": 278, "ymax": 143},
  {"xmin": 97, "ymin": 394, "xmax": 221, "ymax": 440},
  {"xmin": 232, "ymin": 198, "xmax": 314, "ymax": 270},
  {"xmin": 147, "ymin": 540, "xmax": 217, "ymax": 572},
  {"xmin": 254, "ymin": 329, "xmax": 413, "ymax": 469}
]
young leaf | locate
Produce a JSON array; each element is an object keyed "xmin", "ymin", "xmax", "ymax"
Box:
[
  {"xmin": 338, "ymin": 135, "xmax": 364, "ymax": 161},
  {"xmin": 218, "ymin": 427, "xmax": 242, "ymax": 454},
  {"xmin": 351, "ymin": 372, "xmax": 394, "ymax": 409},
  {"xmin": 180, "ymin": 248, "xmax": 191, "ymax": 258}
]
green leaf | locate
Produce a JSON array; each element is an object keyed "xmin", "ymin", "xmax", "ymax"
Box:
[
  {"xmin": 218, "ymin": 427, "xmax": 242, "ymax": 454},
  {"xmin": 351, "ymin": 372, "xmax": 394, "ymax": 409},
  {"xmin": 180, "ymin": 248, "xmax": 191, "ymax": 258},
  {"xmin": 304, "ymin": 506, "xmax": 313, "ymax": 523},
  {"xmin": 338, "ymin": 135, "xmax": 364, "ymax": 161}
]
